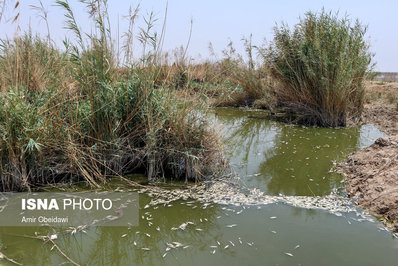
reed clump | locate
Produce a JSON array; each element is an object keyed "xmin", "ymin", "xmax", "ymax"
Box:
[
  {"xmin": 0, "ymin": 0, "xmax": 223, "ymax": 191},
  {"xmin": 265, "ymin": 10, "xmax": 373, "ymax": 126}
]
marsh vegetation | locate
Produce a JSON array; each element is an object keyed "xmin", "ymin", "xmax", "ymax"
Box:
[{"xmin": 0, "ymin": 1, "xmax": 375, "ymax": 191}]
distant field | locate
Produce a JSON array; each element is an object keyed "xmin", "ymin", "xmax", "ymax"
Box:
[{"xmin": 374, "ymin": 72, "xmax": 398, "ymax": 82}]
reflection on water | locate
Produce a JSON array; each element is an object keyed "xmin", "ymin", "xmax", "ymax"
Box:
[
  {"xmin": 0, "ymin": 107, "xmax": 395, "ymax": 266},
  {"xmin": 210, "ymin": 108, "xmax": 386, "ymax": 196}
]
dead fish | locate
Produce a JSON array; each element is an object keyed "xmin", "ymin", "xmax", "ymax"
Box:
[
  {"xmin": 271, "ymin": 231, "xmax": 277, "ymax": 234},
  {"xmin": 142, "ymin": 248, "xmax": 151, "ymax": 251},
  {"xmin": 166, "ymin": 243, "xmax": 175, "ymax": 249},
  {"xmin": 238, "ymin": 238, "xmax": 243, "ymax": 244},
  {"xmin": 247, "ymin": 242, "xmax": 253, "ymax": 246},
  {"xmin": 229, "ymin": 241, "xmax": 235, "ymax": 247},
  {"xmin": 294, "ymin": 245, "xmax": 300, "ymax": 250},
  {"xmin": 179, "ymin": 223, "xmax": 188, "ymax": 230},
  {"xmin": 144, "ymin": 204, "xmax": 150, "ymax": 209},
  {"xmin": 211, "ymin": 250, "xmax": 216, "ymax": 254},
  {"xmin": 156, "ymin": 227, "xmax": 160, "ymax": 231},
  {"xmin": 172, "ymin": 242, "xmax": 183, "ymax": 247},
  {"xmin": 226, "ymin": 224, "xmax": 237, "ymax": 228},
  {"xmin": 269, "ymin": 216, "xmax": 277, "ymax": 219},
  {"xmin": 217, "ymin": 241, "xmax": 221, "ymax": 246},
  {"xmin": 162, "ymin": 253, "xmax": 167, "ymax": 258},
  {"xmin": 224, "ymin": 245, "xmax": 229, "ymax": 249},
  {"xmin": 50, "ymin": 234, "xmax": 58, "ymax": 240},
  {"xmin": 195, "ymin": 228, "xmax": 203, "ymax": 231},
  {"xmin": 133, "ymin": 241, "xmax": 137, "ymax": 246},
  {"xmin": 285, "ymin": 253, "xmax": 293, "ymax": 257},
  {"xmin": 183, "ymin": 246, "xmax": 190, "ymax": 249},
  {"xmin": 145, "ymin": 233, "xmax": 151, "ymax": 238},
  {"xmin": 210, "ymin": 246, "xmax": 217, "ymax": 248},
  {"xmin": 121, "ymin": 234, "xmax": 127, "ymax": 238}
]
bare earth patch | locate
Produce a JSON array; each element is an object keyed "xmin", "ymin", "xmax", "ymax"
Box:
[
  {"xmin": 339, "ymin": 135, "xmax": 398, "ymax": 230},
  {"xmin": 362, "ymin": 81, "xmax": 398, "ymax": 135}
]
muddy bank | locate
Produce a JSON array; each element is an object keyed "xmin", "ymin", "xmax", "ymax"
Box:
[{"xmin": 339, "ymin": 135, "xmax": 398, "ymax": 230}]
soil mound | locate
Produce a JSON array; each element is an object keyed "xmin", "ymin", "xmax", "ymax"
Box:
[{"xmin": 340, "ymin": 135, "xmax": 398, "ymax": 230}]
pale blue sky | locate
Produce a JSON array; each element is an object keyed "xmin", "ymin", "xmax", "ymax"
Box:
[{"xmin": 1, "ymin": 0, "xmax": 397, "ymax": 71}]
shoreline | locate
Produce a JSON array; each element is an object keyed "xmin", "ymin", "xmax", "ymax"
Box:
[{"xmin": 339, "ymin": 82, "xmax": 398, "ymax": 231}]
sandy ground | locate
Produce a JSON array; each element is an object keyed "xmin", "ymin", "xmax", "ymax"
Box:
[{"xmin": 339, "ymin": 81, "xmax": 398, "ymax": 230}]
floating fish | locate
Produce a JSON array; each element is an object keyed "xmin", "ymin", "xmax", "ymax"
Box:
[
  {"xmin": 269, "ymin": 216, "xmax": 277, "ymax": 219},
  {"xmin": 172, "ymin": 242, "xmax": 183, "ymax": 247},
  {"xmin": 285, "ymin": 253, "xmax": 293, "ymax": 257},
  {"xmin": 162, "ymin": 253, "xmax": 167, "ymax": 258},
  {"xmin": 142, "ymin": 248, "xmax": 151, "ymax": 251},
  {"xmin": 121, "ymin": 234, "xmax": 127, "ymax": 238},
  {"xmin": 294, "ymin": 245, "xmax": 300, "ymax": 249},
  {"xmin": 226, "ymin": 224, "xmax": 237, "ymax": 228},
  {"xmin": 179, "ymin": 223, "xmax": 188, "ymax": 230},
  {"xmin": 224, "ymin": 245, "xmax": 229, "ymax": 249}
]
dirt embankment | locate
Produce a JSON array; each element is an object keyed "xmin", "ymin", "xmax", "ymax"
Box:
[
  {"xmin": 339, "ymin": 82, "xmax": 398, "ymax": 230},
  {"xmin": 339, "ymin": 136, "xmax": 398, "ymax": 230}
]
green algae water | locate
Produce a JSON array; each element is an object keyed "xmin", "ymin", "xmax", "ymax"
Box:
[{"xmin": 0, "ymin": 108, "xmax": 397, "ymax": 266}]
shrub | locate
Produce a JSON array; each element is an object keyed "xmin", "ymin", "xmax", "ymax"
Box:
[
  {"xmin": 266, "ymin": 10, "xmax": 374, "ymax": 127},
  {"xmin": 0, "ymin": 0, "xmax": 224, "ymax": 191}
]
